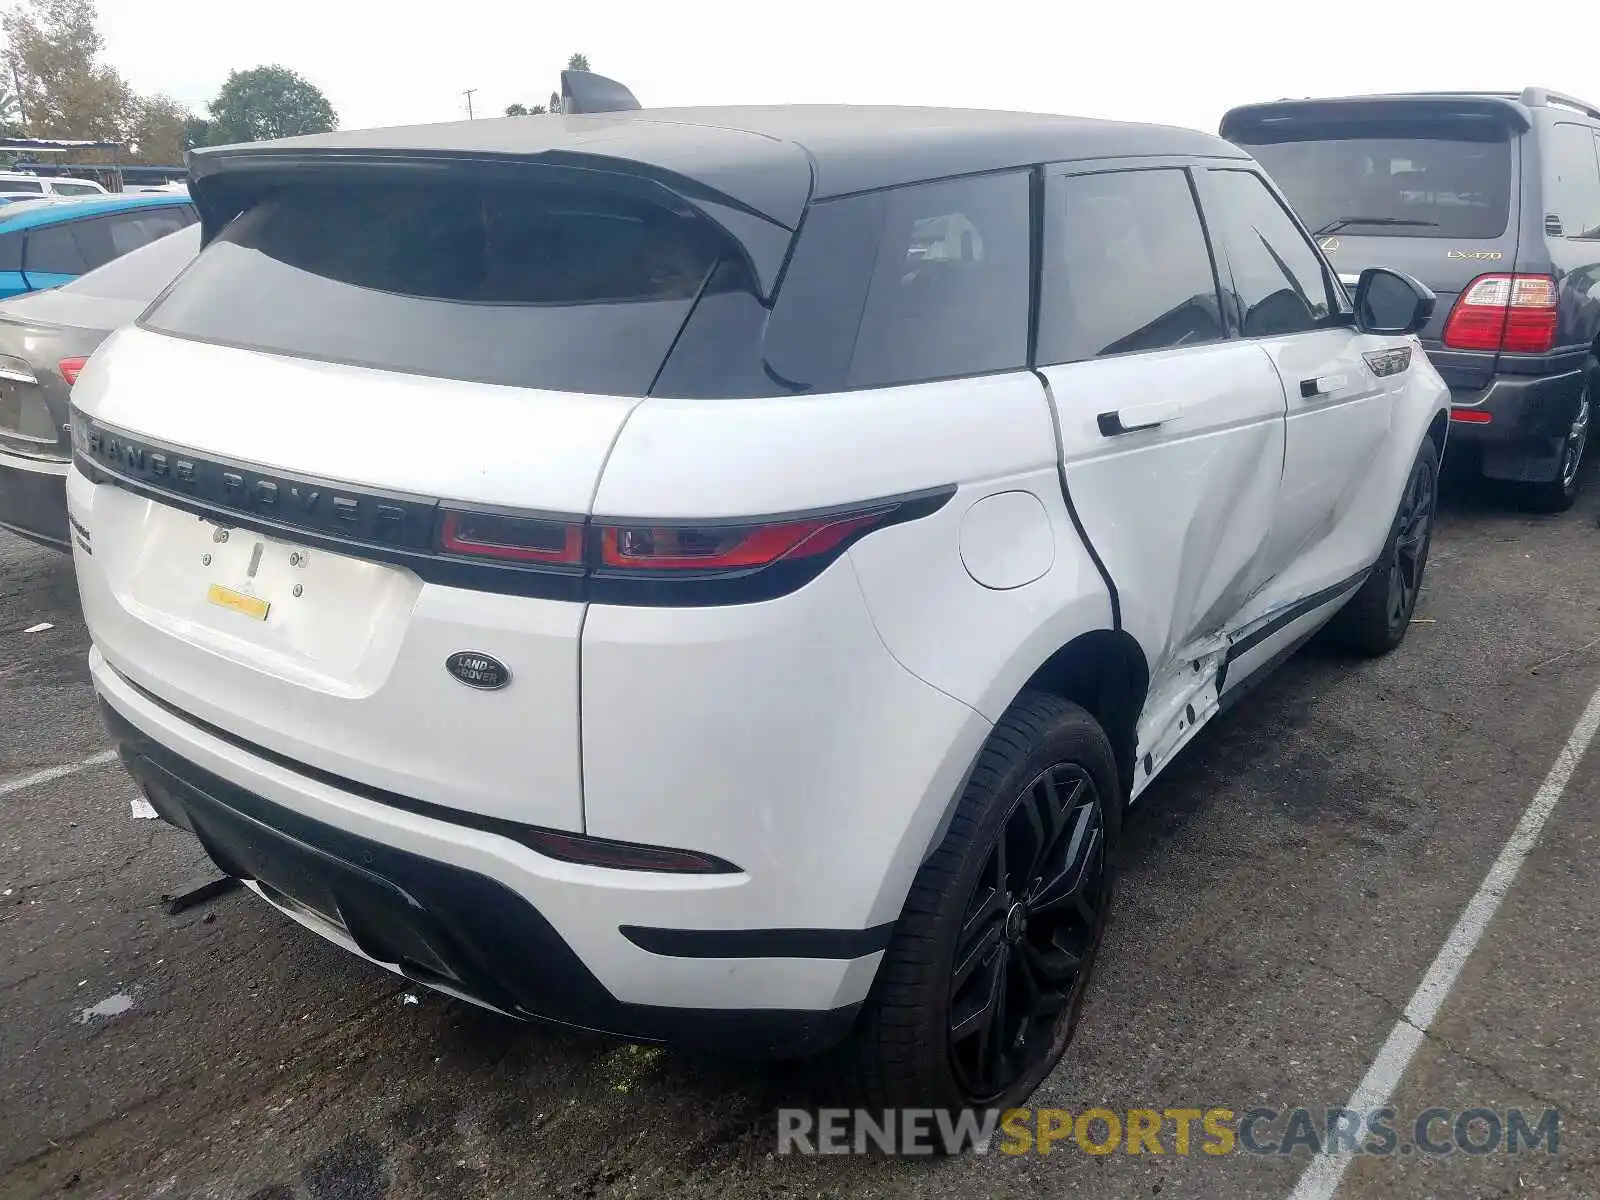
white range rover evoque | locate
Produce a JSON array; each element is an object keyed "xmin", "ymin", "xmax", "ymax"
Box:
[{"xmin": 68, "ymin": 81, "xmax": 1449, "ymax": 1114}]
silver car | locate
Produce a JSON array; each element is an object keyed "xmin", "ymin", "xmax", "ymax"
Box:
[{"xmin": 0, "ymin": 223, "xmax": 199, "ymax": 549}]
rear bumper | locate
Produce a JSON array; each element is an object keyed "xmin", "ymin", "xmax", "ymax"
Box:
[
  {"xmin": 0, "ymin": 450, "xmax": 69, "ymax": 550},
  {"xmin": 92, "ymin": 654, "xmax": 878, "ymax": 1057},
  {"xmin": 1447, "ymin": 369, "xmax": 1585, "ymax": 481}
]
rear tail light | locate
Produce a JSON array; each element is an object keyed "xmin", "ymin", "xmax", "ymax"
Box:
[
  {"xmin": 1441, "ymin": 274, "xmax": 1559, "ymax": 353},
  {"xmin": 439, "ymin": 509, "xmax": 583, "ymax": 565},
  {"xmin": 58, "ymin": 356, "xmax": 87, "ymax": 386},
  {"xmin": 432, "ymin": 493, "xmax": 947, "ymax": 600},
  {"xmin": 1450, "ymin": 408, "xmax": 1493, "ymax": 424},
  {"xmin": 597, "ymin": 508, "xmax": 893, "ymax": 573}
]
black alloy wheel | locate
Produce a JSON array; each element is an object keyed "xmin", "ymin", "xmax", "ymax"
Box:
[
  {"xmin": 948, "ymin": 762, "xmax": 1108, "ymax": 1102},
  {"xmin": 1386, "ymin": 449, "xmax": 1437, "ymax": 637}
]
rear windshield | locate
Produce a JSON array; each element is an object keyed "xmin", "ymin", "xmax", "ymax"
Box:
[
  {"xmin": 147, "ymin": 169, "xmax": 1031, "ymax": 397},
  {"xmin": 1239, "ymin": 127, "xmax": 1513, "ymax": 239},
  {"xmin": 144, "ymin": 179, "xmax": 735, "ymax": 395}
]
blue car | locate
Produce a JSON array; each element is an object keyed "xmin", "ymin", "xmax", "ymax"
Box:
[{"xmin": 0, "ymin": 193, "xmax": 197, "ymax": 299}]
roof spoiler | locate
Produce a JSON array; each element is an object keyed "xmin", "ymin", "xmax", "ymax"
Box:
[
  {"xmin": 559, "ymin": 70, "xmax": 642, "ymax": 115},
  {"xmin": 1221, "ymin": 94, "xmax": 1533, "ymax": 141}
]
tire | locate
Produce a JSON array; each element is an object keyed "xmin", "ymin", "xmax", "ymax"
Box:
[
  {"xmin": 834, "ymin": 692, "xmax": 1120, "ymax": 1120},
  {"xmin": 1510, "ymin": 358, "xmax": 1591, "ymax": 514},
  {"xmin": 1327, "ymin": 435, "xmax": 1439, "ymax": 658}
]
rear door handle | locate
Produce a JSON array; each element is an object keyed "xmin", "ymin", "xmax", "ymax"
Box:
[
  {"xmin": 1299, "ymin": 373, "xmax": 1350, "ymax": 398},
  {"xmin": 1096, "ymin": 399, "xmax": 1182, "ymax": 437}
]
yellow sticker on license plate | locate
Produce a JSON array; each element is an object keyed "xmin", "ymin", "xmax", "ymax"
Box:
[{"xmin": 206, "ymin": 583, "xmax": 270, "ymax": 622}]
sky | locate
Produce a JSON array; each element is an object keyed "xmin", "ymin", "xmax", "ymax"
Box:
[{"xmin": 95, "ymin": 0, "xmax": 1600, "ymax": 138}]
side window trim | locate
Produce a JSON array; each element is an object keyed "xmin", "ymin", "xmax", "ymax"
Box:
[
  {"xmin": 1198, "ymin": 166, "xmax": 1350, "ymax": 338},
  {"xmin": 1182, "ymin": 166, "xmax": 1237, "ymax": 340},
  {"xmin": 1035, "ymin": 159, "xmax": 1233, "ymax": 365}
]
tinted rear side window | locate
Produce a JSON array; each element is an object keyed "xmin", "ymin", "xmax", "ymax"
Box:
[
  {"xmin": 1039, "ymin": 168, "xmax": 1222, "ymax": 364},
  {"xmin": 53, "ymin": 181, "xmax": 100, "ymax": 196},
  {"xmin": 655, "ymin": 170, "xmax": 1031, "ymax": 397},
  {"xmin": 100, "ymin": 208, "xmax": 194, "ymax": 258},
  {"xmin": 1545, "ymin": 122, "xmax": 1600, "ymax": 239},
  {"xmin": 25, "ymin": 208, "xmax": 193, "ymax": 277},
  {"xmin": 25, "ymin": 222, "xmax": 90, "ymax": 274},
  {"xmin": 1239, "ymin": 125, "xmax": 1513, "ymax": 239},
  {"xmin": 65, "ymin": 224, "xmax": 199, "ymax": 300},
  {"xmin": 0, "ymin": 179, "xmax": 44, "ymax": 194},
  {"xmin": 0, "ymin": 231, "xmax": 20, "ymax": 272},
  {"xmin": 845, "ymin": 172, "xmax": 1030, "ymax": 388},
  {"xmin": 145, "ymin": 179, "xmax": 733, "ymax": 395}
]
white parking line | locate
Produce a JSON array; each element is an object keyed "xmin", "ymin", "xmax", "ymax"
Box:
[
  {"xmin": 0, "ymin": 749, "xmax": 119, "ymax": 799},
  {"xmin": 1288, "ymin": 680, "xmax": 1600, "ymax": 1200}
]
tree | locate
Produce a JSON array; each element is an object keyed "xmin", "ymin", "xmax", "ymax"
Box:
[
  {"xmin": 1, "ymin": 0, "xmax": 137, "ymax": 140},
  {"xmin": 125, "ymin": 94, "xmax": 188, "ymax": 163},
  {"xmin": 508, "ymin": 53, "xmax": 590, "ymax": 119},
  {"xmin": 0, "ymin": 89, "xmax": 21, "ymax": 139},
  {"xmin": 206, "ymin": 65, "xmax": 336, "ymax": 144},
  {"xmin": 182, "ymin": 116, "xmax": 212, "ymax": 151}
]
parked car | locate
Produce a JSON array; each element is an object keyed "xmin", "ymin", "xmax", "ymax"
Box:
[
  {"xmin": 69, "ymin": 87, "xmax": 1447, "ymax": 1113},
  {"xmin": 0, "ymin": 223, "xmax": 200, "ymax": 550},
  {"xmin": 0, "ymin": 191, "xmax": 197, "ymax": 300},
  {"xmin": 1222, "ymin": 87, "xmax": 1599, "ymax": 511},
  {"xmin": 0, "ymin": 171, "xmax": 108, "ymax": 198}
]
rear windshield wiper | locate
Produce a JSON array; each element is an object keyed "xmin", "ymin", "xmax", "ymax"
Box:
[{"xmin": 1312, "ymin": 216, "xmax": 1440, "ymax": 236}]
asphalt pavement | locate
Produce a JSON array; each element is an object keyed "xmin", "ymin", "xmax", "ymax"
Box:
[{"xmin": 2, "ymin": 464, "xmax": 1597, "ymax": 1200}]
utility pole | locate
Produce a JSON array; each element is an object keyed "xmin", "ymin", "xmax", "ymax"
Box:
[{"xmin": 463, "ymin": 88, "xmax": 477, "ymax": 120}]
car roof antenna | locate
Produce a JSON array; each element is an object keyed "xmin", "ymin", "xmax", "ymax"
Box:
[{"xmin": 559, "ymin": 70, "xmax": 642, "ymax": 115}]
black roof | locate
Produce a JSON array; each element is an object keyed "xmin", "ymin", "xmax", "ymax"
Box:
[{"xmin": 190, "ymin": 106, "xmax": 1246, "ymax": 231}]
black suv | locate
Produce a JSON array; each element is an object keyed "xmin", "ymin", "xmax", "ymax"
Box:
[{"xmin": 1222, "ymin": 88, "xmax": 1598, "ymax": 510}]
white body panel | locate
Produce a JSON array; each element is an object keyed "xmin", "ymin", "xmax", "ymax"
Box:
[
  {"xmin": 582, "ymin": 560, "xmax": 993, "ymax": 932},
  {"xmin": 1039, "ymin": 342, "xmax": 1288, "ymax": 786},
  {"xmin": 78, "ymin": 327, "xmax": 640, "ymax": 510},
  {"xmin": 1246, "ymin": 335, "xmax": 1448, "ymax": 617},
  {"xmin": 584, "ymin": 372, "xmax": 1073, "ymax": 929},
  {"xmin": 589, "ymin": 373, "xmax": 1057, "ymax": 519},
  {"xmin": 67, "ymin": 327, "xmax": 650, "ymax": 831},
  {"xmin": 72, "ymin": 469, "xmax": 589, "ymax": 828},
  {"xmin": 1040, "ymin": 342, "xmax": 1289, "ymax": 682},
  {"xmin": 92, "ymin": 653, "xmax": 885, "ymax": 1013},
  {"xmin": 0, "ymin": 173, "xmax": 108, "ymax": 197}
]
